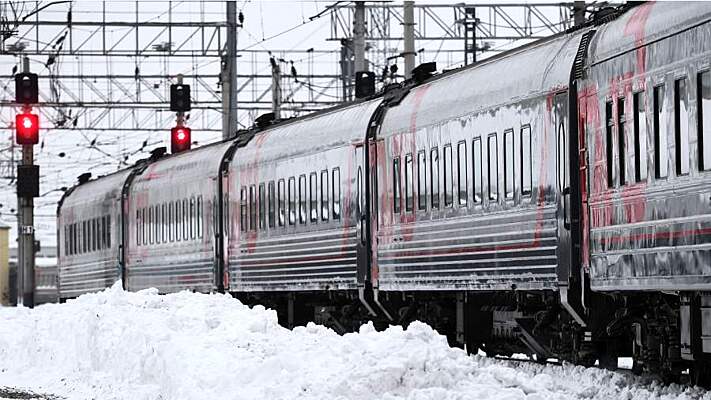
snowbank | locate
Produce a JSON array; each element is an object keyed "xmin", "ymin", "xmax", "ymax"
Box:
[{"xmin": 0, "ymin": 283, "xmax": 709, "ymax": 400}]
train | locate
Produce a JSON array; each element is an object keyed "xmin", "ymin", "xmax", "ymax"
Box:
[{"xmin": 57, "ymin": 2, "xmax": 711, "ymax": 385}]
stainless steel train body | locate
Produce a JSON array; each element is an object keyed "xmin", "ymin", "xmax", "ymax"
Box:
[
  {"xmin": 226, "ymin": 100, "xmax": 381, "ymax": 292},
  {"xmin": 57, "ymin": 169, "xmax": 130, "ymax": 297},
  {"xmin": 582, "ymin": 2, "xmax": 711, "ymax": 291},
  {"xmin": 56, "ymin": 2, "xmax": 711, "ymax": 382}
]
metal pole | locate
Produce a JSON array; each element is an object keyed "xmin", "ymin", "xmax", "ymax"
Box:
[
  {"xmin": 17, "ymin": 56, "xmax": 35, "ymax": 308},
  {"xmin": 222, "ymin": 1, "xmax": 237, "ymax": 139},
  {"xmin": 176, "ymin": 74, "xmax": 185, "ymax": 127},
  {"xmin": 271, "ymin": 60, "xmax": 281, "ymax": 119},
  {"xmin": 402, "ymin": 1, "xmax": 415, "ymax": 79},
  {"xmin": 573, "ymin": 1, "xmax": 586, "ymax": 27},
  {"xmin": 353, "ymin": 1, "xmax": 366, "ymax": 73}
]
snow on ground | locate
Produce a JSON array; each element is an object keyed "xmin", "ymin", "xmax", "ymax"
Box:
[{"xmin": 1, "ymin": 284, "xmax": 710, "ymax": 400}]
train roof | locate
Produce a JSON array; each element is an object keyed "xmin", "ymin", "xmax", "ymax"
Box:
[
  {"xmin": 131, "ymin": 139, "xmax": 236, "ymax": 191},
  {"xmin": 587, "ymin": 1, "xmax": 711, "ymax": 66},
  {"xmin": 58, "ymin": 167, "xmax": 134, "ymax": 211},
  {"xmin": 378, "ymin": 28, "xmax": 587, "ymax": 136},
  {"xmin": 231, "ymin": 98, "xmax": 382, "ymax": 166}
]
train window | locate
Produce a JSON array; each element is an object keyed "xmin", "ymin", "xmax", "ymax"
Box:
[
  {"xmin": 107, "ymin": 215, "xmax": 112, "ymax": 248},
  {"xmin": 310, "ymin": 172, "xmax": 318, "ymax": 222},
  {"xmin": 268, "ymin": 181, "xmax": 276, "ymax": 228},
  {"xmin": 393, "ymin": 157, "xmax": 402, "ymax": 214},
  {"xmin": 176, "ymin": 202, "xmax": 182, "ymax": 242},
  {"xmin": 90, "ymin": 218, "xmax": 96, "ymax": 252},
  {"xmin": 240, "ymin": 187, "xmax": 248, "ymax": 232},
  {"xmin": 332, "ymin": 168, "xmax": 341, "ymax": 220},
  {"xmin": 504, "ymin": 129, "xmax": 514, "ymax": 199},
  {"xmin": 197, "ymin": 196, "xmax": 203, "ymax": 239},
  {"xmin": 154, "ymin": 205, "xmax": 160, "ymax": 244},
  {"xmin": 405, "ymin": 154, "xmax": 413, "ymax": 212},
  {"xmin": 675, "ymin": 78, "xmax": 690, "ymax": 176},
  {"xmin": 606, "ymin": 101, "xmax": 615, "ymax": 187},
  {"xmin": 520, "ymin": 126, "xmax": 532, "ymax": 195},
  {"xmin": 618, "ymin": 97, "xmax": 627, "ymax": 185},
  {"xmin": 249, "ymin": 186, "xmax": 256, "ymax": 232},
  {"xmin": 100, "ymin": 216, "xmax": 106, "ymax": 249},
  {"xmin": 288, "ymin": 177, "xmax": 296, "ymax": 225},
  {"xmin": 321, "ymin": 170, "xmax": 329, "ymax": 221},
  {"xmin": 278, "ymin": 179, "xmax": 286, "ymax": 227},
  {"xmin": 443, "ymin": 144, "xmax": 453, "ymax": 207},
  {"xmin": 473, "ymin": 138, "xmax": 482, "ymax": 203},
  {"xmin": 182, "ymin": 199, "xmax": 189, "ymax": 240},
  {"xmin": 136, "ymin": 210, "xmax": 141, "ymax": 246},
  {"xmin": 143, "ymin": 208, "xmax": 148, "ymax": 245},
  {"xmin": 168, "ymin": 202, "xmax": 174, "ymax": 242},
  {"xmin": 457, "ymin": 141, "xmax": 468, "ymax": 206},
  {"xmin": 633, "ymin": 92, "xmax": 648, "ymax": 182},
  {"xmin": 69, "ymin": 224, "xmax": 74, "ymax": 255},
  {"xmin": 357, "ymin": 166, "xmax": 363, "ymax": 216},
  {"xmin": 430, "ymin": 148, "xmax": 440, "ymax": 209},
  {"xmin": 299, "ymin": 175, "xmax": 307, "ymax": 224},
  {"xmin": 417, "ymin": 151, "xmax": 427, "ymax": 210},
  {"xmin": 488, "ymin": 133, "xmax": 498, "ymax": 202},
  {"xmin": 699, "ymin": 71, "xmax": 711, "ymax": 170},
  {"xmin": 148, "ymin": 207, "xmax": 154, "ymax": 245},
  {"xmin": 654, "ymin": 85, "xmax": 668, "ymax": 178},
  {"xmin": 161, "ymin": 203, "xmax": 167, "ymax": 243},
  {"xmin": 190, "ymin": 197, "xmax": 196, "ymax": 239},
  {"xmin": 259, "ymin": 183, "xmax": 266, "ymax": 230},
  {"xmin": 64, "ymin": 226, "xmax": 68, "ymax": 256}
]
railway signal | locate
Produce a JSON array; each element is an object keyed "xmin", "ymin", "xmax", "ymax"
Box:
[
  {"xmin": 170, "ymin": 75, "xmax": 191, "ymax": 154},
  {"xmin": 15, "ymin": 112, "xmax": 39, "ymax": 145},
  {"xmin": 171, "ymin": 126, "xmax": 191, "ymax": 154},
  {"xmin": 14, "ymin": 57, "xmax": 38, "ymax": 308}
]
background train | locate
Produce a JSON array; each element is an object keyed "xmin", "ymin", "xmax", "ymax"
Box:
[{"xmin": 57, "ymin": 2, "xmax": 711, "ymax": 385}]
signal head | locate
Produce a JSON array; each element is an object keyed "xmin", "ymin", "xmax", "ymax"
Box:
[
  {"xmin": 15, "ymin": 112, "xmax": 39, "ymax": 145},
  {"xmin": 171, "ymin": 126, "xmax": 191, "ymax": 154}
]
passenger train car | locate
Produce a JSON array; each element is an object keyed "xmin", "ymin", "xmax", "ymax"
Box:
[{"xmin": 56, "ymin": 2, "xmax": 711, "ymax": 384}]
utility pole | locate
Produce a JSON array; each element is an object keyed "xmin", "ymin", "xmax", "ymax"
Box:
[
  {"xmin": 353, "ymin": 1, "xmax": 366, "ymax": 73},
  {"xmin": 402, "ymin": 1, "xmax": 416, "ymax": 79},
  {"xmin": 270, "ymin": 58, "xmax": 281, "ymax": 119},
  {"xmin": 16, "ymin": 56, "xmax": 37, "ymax": 308},
  {"xmin": 222, "ymin": 1, "xmax": 238, "ymax": 139}
]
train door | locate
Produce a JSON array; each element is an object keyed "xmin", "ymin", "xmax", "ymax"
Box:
[
  {"xmin": 355, "ymin": 144, "xmax": 368, "ymax": 285},
  {"xmin": 556, "ymin": 91, "xmax": 586, "ymax": 326}
]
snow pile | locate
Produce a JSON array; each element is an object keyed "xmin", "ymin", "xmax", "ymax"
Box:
[{"xmin": 0, "ymin": 284, "xmax": 709, "ymax": 400}]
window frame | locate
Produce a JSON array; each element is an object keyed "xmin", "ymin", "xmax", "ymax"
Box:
[
  {"xmin": 487, "ymin": 133, "xmax": 498, "ymax": 202},
  {"xmin": 443, "ymin": 144, "xmax": 453, "ymax": 207},
  {"xmin": 504, "ymin": 129, "xmax": 514, "ymax": 199}
]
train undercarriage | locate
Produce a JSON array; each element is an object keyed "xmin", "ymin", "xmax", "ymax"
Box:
[{"xmin": 234, "ymin": 288, "xmax": 711, "ymax": 388}]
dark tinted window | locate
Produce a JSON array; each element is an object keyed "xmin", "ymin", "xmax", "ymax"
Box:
[
  {"xmin": 393, "ymin": 157, "xmax": 401, "ymax": 214},
  {"xmin": 504, "ymin": 129, "xmax": 514, "ymax": 199},
  {"xmin": 443, "ymin": 144, "xmax": 453, "ymax": 207},
  {"xmin": 430, "ymin": 148, "xmax": 439, "ymax": 209},
  {"xmin": 299, "ymin": 175, "xmax": 307, "ymax": 224},
  {"xmin": 259, "ymin": 183, "xmax": 266, "ymax": 230},
  {"xmin": 618, "ymin": 97, "xmax": 627, "ymax": 185},
  {"xmin": 675, "ymin": 78, "xmax": 690, "ymax": 175},
  {"xmin": 278, "ymin": 179, "xmax": 286, "ymax": 227},
  {"xmin": 268, "ymin": 181, "xmax": 276, "ymax": 228},
  {"xmin": 606, "ymin": 101, "xmax": 614, "ymax": 187},
  {"xmin": 249, "ymin": 186, "xmax": 256, "ymax": 232},
  {"xmin": 457, "ymin": 141, "xmax": 467, "ymax": 206},
  {"xmin": 321, "ymin": 170, "xmax": 329, "ymax": 221},
  {"xmin": 699, "ymin": 71, "xmax": 711, "ymax": 170},
  {"xmin": 473, "ymin": 138, "xmax": 482, "ymax": 203},
  {"xmin": 405, "ymin": 154, "xmax": 413, "ymax": 212},
  {"xmin": 240, "ymin": 187, "xmax": 248, "ymax": 232},
  {"xmin": 310, "ymin": 172, "xmax": 318, "ymax": 222},
  {"xmin": 332, "ymin": 168, "xmax": 341, "ymax": 220},
  {"xmin": 633, "ymin": 92, "xmax": 648, "ymax": 182},
  {"xmin": 487, "ymin": 134, "xmax": 498, "ymax": 202},
  {"xmin": 654, "ymin": 85, "xmax": 668, "ymax": 178},
  {"xmin": 417, "ymin": 151, "xmax": 426, "ymax": 210},
  {"xmin": 520, "ymin": 126, "xmax": 532, "ymax": 195},
  {"xmin": 288, "ymin": 177, "xmax": 296, "ymax": 225}
]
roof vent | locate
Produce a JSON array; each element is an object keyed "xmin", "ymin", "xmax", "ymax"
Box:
[
  {"xmin": 77, "ymin": 172, "xmax": 92, "ymax": 185},
  {"xmin": 255, "ymin": 112, "xmax": 276, "ymax": 129},
  {"xmin": 150, "ymin": 146, "xmax": 167, "ymax": 160},
  {"xmin": 411, "ymin": 62, "xmax": 436, "ymax": 83}
]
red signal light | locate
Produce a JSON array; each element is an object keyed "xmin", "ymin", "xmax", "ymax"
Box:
[
  {"xmin": 15, "ymin": 112, "xmax": 39, "ymax": 145},
  {"xmin": 171, "ymin": 126, "xmax": 191, "ymax": 154}
]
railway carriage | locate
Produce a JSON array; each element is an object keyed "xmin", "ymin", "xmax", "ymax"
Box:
[
  {"xmin": 57, "ymin": 169, "xmax": 133, "ymax": 298},
  {"xmin": 55, "ymin": 1, "xmax": 711, "ymax": 384},
  {"xmin": 126, "ymin": 142, "xmax": 235, "ymax": 293}
]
